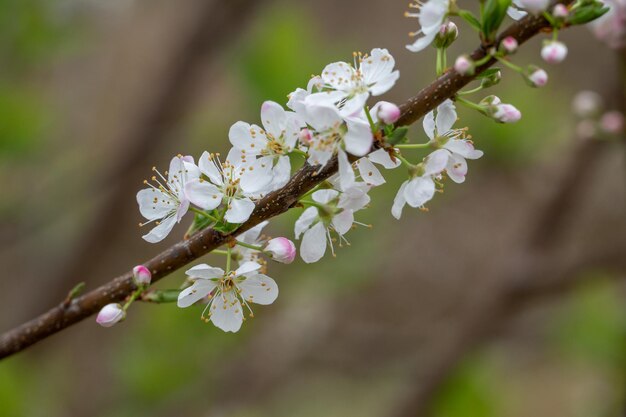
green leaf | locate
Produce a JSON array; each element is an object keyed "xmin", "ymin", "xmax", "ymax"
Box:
[
  {"xmin": 458, "ymin": 10, "xmax": 482, "ymax": 32},
  {"xmin": 567, "ymin": 3, "xmax": 609, "ymax": 25},
  {"xmin": 387, "ymin": 126, "xmax": 409, "ymax": 145},
  {"xmin": 481, "ymin": 0, "xmax": 512, "ymax": 43},
  {"xmin": 475, "ymin": 68, "xmax": 502, "ymax": 79}
]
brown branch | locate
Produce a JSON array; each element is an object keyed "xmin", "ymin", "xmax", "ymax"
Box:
[{"xmin": 0, "ymin": 7, "xmax": 571, "ymax": 360}]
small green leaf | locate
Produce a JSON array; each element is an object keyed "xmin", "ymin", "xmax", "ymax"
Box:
[
  {"xmin": 475, "ymin": 68, "xmax": 501, "ymax": 79},
  {"xmin": 567, "ymin": 3, "xmax": 609, "ymax": 25},
  {"xmin": 458, "ymin": 10, "xmax": 482, "ymax": 32},
  {"xmin": 387, "ymin": 126, "xmax": 409, "ymax": 145}
]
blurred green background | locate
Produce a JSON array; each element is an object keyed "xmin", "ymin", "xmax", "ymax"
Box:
[{"xmin": 0, "ymin": 1, "xmax": 624, "ymax": 416}]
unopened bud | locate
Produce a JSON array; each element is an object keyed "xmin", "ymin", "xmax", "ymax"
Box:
[
  {"xmin": 572, "ymin": 91, "xmax": 603, "ymax": 118},
  {"xmin": 500, "ymin": 36, "xmax": 519, "ymax": 54},
  {"xmin": 375, "ymin": 101, "xmax": 401, "ymax": 124},
  {"xmin": 481, "ymin": 70, "xmax": 502, "ymax": 88},
  {"xmin": 541, "ymin": 41, "xmax": 568, "ymax": 64},
  {"xmin": 96, "ymin": 303, "xmax": 125, "ymax": 328},
  {"xmin": 600, "ymin": 111, "xmax": 624, "ymax": 134},
  {"xmin": 133, "ymin": 265, "xmax": 152, "ymax": 286},
  {"xmin": 298, "ymin": 128, "xmax": 312, "ymax": 145},
  {"xmin": 482, "ymin": 96, "xmax": 521, "ymax": 123},
  {"xmin": 264, "ymin": 237, "xmax": 296, "ymax": 264},
  {"xmin": 434, "ymin": 21, "xmax": 458, "ymax": 48},
  {"xmin": 454, "ymin": 55, "xmax": 474, "ymax": 75},
  {"xmin": 552, "ymin": 4, "xmax": 569, "ymax": 18},
  {"xmin": 525, "ymin": 67, "xmax": 548, "ymax": 88}
]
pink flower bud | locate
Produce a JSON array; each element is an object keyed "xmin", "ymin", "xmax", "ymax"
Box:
[
  {"xmin": 96, "ymin": 303, "xmax": 125, "ymax": 328},
  {"xmin": 541, "ymin": 41, "xmax": 568, "ymax": 64},
  {"xmin": 133, "ymin": 265, "xmax": 152, "ymax": 286},
  {"xmin": 572, "ymin": 91, "xmax": 603, "ymax": 118},
  {"xmin": 528, "ymin": 68, "xmax": 548, "ymax": 87},
  {"xmin": 375, "ymin": 101, "xmax": 401, "ymax": 124},
  {"xmin": 454, "ymin": 55, "xmax": 474, "ymax": 75},
  {"xmin": 552, "ymin": 4, "xmax": 569, "ymax": 18},
  {"xmin": 501, "ymin": 36, "xmax": 518, "ymax": 53},
  {"xmin": 600, "ymin": 111, "xmax": 624, "ymax": 134},
  {"xmin": 299, "ymin": 128, "xmax": 312, "ymax": 145},
  {"xmin": 494, "ymin": 104, "xmax": 522, "ymax": 123},
  {"xmin": 264, "ymin": 237, "xmax": 296, "ymax": 264},
  {"xmin": 434, "ymin": 21, "xmax": 459, "ymax": 48}
]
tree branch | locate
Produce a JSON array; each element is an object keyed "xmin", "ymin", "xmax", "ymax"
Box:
[{"xmin": 0, "ymin": 5, "xmax": 573, "ymax": 360}]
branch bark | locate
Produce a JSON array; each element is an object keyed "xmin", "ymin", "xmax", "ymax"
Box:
[{"xmin": 0, "ymin": 4, "xmax": 574, "ymax": 360}]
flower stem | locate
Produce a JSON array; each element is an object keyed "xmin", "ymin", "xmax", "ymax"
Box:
[
  {"xmin": 235, "ymin": 241, "xmax": 265, "ymax": 252},
  {"xmin": 364, "ymin": 106, "xmax": 378, "ymax": 132},
  {"xmin": 456, "ymin": 96, "xmax": 486, "ymax": 113},
  {"xmin": 495, "ymin": 56, "xmax": 524, "ymax": 73},
  {"xmin": 212, "ymin": 249, "xmax": 229, "ymax": 255},
  {"xmin": 458, "ymin": 85, "xmax": 484, "ymax": 96},
  {"xmin": 190, "ymin": 207, "xmax": 218, "ymax": 222},
  {"xmin": 123, "ymin": 288, "xmax": 143, "ymax": 311},
  {"xmin": 140, "ymin": 289, "xmax": 181, "ymax": 303},
  {"xmin": 395, "ymin": 143, "xmax": 431, "ymax": 149},
  {"xmin": 291, "ymin": 148, "xmax": 308, "ymax": 158}
]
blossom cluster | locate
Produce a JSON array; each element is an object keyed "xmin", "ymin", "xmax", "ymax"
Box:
[{"xmin": 95, "ymin": 0, "xmax": 611, "ymax": 333}]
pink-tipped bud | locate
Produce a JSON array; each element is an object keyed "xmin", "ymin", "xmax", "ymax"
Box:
[
  {"xmin": 541, "ymin": 41, "xmax": 568, "ymax": 64},
  {"xmin": 434, "ymin": 21, "xmax": 459, "ymax": 48},
  {"xmin": 298, "ymin": 128, "xmax": 312, "ymax": 145},
  {"xmin": 375, "ymin": 101, "xmax": 401, "ymax": 124},
  {"xmin": 264, "ymin": 237, "xmax": 296, "ymax": 264},
  {"xmin": 600, "ymin": 111, "xmax": 624, "ymax": 134},
  {"xmin": 133, "ymin": 265, "xmax": 152, "ymax": 286},
  {"xmin": 527, "ymin": 68, "xmax": 548, "ymax": 87},
  {"xmin": 572, "ymin": 91, "xmax": 603, "ymax": 118},
  {"xmin": 96, "ymin": 303, "xmax": 125, "ymax": 328},
  {"xmin": 501, "ymin": 36, "xmax": 519, "ymax": 54},
  {"xmin": 552, "ymin": 4, "xmax": 569, "ymax": 18},
  {"xmin": 454, "ymin": 55, "xmax": 474, "ymax": 75},
  {"xmin": 494, "ymin": 103, "xmax": 522, "ymax": 123}
]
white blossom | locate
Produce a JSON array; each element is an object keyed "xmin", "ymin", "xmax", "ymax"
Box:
[
  {"xmin": 229, "ymin": 101, "xmax": 303, "ymax": 192},
  {"xmin": 185, "ymin": 151, "xmax": 261, "ymax": 224},
  {"xmin": 177, "ymin": 262, "xmax": 278, "ymax": 333},
  {"xmin": 405, "ymin": 0, "xmax": 450, "ymax": 52},
  {"xmin": 305, "ymin": 48, "xmax": 399, "ymax": 116},
  {"xmin": 96, "ymin": 303, "xmax": 125, "ymax": 328},
  {"xmin": 137, "ymin": 155, "xmax": 200, "ymax": 243}
]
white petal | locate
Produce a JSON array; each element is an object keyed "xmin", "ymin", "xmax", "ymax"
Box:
[
  {"xmin": 235, "ymin": 261, "xmax": 262, "ymax": 277},
  {"xmin": 404, "ymin": 177, "xmax": 436, "ymax": 207},
  {"xmin": 224, "ymin": 198, "xmax": 255, "ymax": 224},
  {"xmin": 340, "ymin": 92, "xmax": 370, "ymax": 117},
  {"xmin": 307, "ymin": 147, "xmax": 334, "ymax": 167},
  {"xmin": 338, "ymin": 184, "xmax": 371, "ymax": 211},
  {"xmin": 186, "ymin": 264, "xmax": 224, "ymax": 280},
  {"xmin": 295, "ymin": 207, "xmax": 318, "ymax": 239},
  {"xmin": 303, "ymin": 103, "xmax": 344, "ymax": 131},
  {"xmin": 436, "ymin": 99, "xmax": 457, "ymax": 134},
  {"xmin": 507, "ymin": 5, "xmax": 527, "ymax": 20},
  {"xmin": 337, "ymin": 149, "xmax": 355, "ymax": 190},
  {"xmin": 446, "ymin": 153, "xmax": 468, "ymax": 184},
  {"xmin": 237, "ymin": 221, "xmax": 268, "ymax": 245},
  {"xmin": 444, "ymin": 139, "xmax": 484, "ymax": 159},
  {"xmin": 356, "ymin": 157, "xmax": 385, "ymax": 186},
  {"xmin": 312, "ymin": 189, "xmax": 339, "ymax": 204},
  {"xmin": 240, "ymin": 156, "xmax": 274, "ymax": 194},
  {"xmin": 137, "ymin": 188, "xmax": 174, "ymax": 220},
  {"xmin": 270, "ymin": 155, "xmax": 291, "ymax": 190},
  {"xmin": 369, "ymin": 148, "xmax": 400, "ymax": 169},
  {"xmin": 406, "ymin": 31, "xmax": 437, "ymax": 53},
  {"xmin": 210, "ymin": 292, "xmax": 243, "ymax": 333},
  {"xmin": 423, "ymin": 111, "xmax": 435, "ymax": 140},
  {"xmin": 344, "ymin": 118, "xmax": 373, "ymax": 156},
  {"xmin": 229, "ymin": 121, "xmax": 267, "ymax": 154},
  {"xmin": 423, "ymin": 149, "xmax": 450, "ymax": 175},
  {"xmin": 142, "ymin": 214, "xmax": 177, "ymax": 243},
  {"xmin": 175, "ymin": 198, "xmax": 190, "ymax": 222},
  {"xmin": 332, "ymin": 209, "xmax": 354, "ymax": 235},
  {"xmin": 198, "ymin": 151, "xmax": 224, "ymax": 186},
  {"xmin": 238, "ymin": 273, "xmax": 279, "ymax": 305},
  {"xmin": 260, "ymin": 101, "xmax": 286, "ymax": 139},
  {"xmin": 320, "ymin": 61, "xmax": 356, "ymax": 91},
  {"xmin": 301, "ymin": 222, "xmax": 327, "ymax": 263},
  {"xmin": 391, "ymin": 181, "xmax": 408, "ymax": 220},
  {"xmin": 184, "ymin": 180, "xmax": 223, "ymax": 210},
  {"xmin": 177, "ymin": 280, "xmax": 217, "ymax": 308},
  {"xmin": 369, "ymin": 71, "xmax": 400, "ymax": 96},
  {"xmin": 361, "ymin": 48, "xmax": 396, "ymax": 89}
]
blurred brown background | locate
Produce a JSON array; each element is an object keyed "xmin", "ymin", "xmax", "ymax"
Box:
[{"xmin": 0, "ymin": 1, "xmax": 624, "ymax": 416}]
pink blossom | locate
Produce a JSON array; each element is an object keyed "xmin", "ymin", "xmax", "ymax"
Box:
[
  {"xmin": 265, "ymin": 237, "xmax": 297, "ymax": 264},
  {"xmin": 96, "ymin": 303, "xmax": 125, "ymax": 328},
  {"xmin": 133, "ymin": 265, "xmax": 152, "ymax": 286}
]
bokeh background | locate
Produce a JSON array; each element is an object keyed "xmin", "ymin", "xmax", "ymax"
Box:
[{"xmin": 0, "ymin": 1, "xmax": 624, "ymax": 416}]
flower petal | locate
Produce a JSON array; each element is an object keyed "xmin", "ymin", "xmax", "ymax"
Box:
[
  {"xmin": 337, "ymin": 149, "xmax": 356, "ymax": 190},
  {"xmin": 235, "ymin": 261, "xmax": 262, "ymax": 277},
  {"xmin": 137, "ymin": 188, "xmax": 174, "ymax": 220},
  {"xmin": 301, "ymin": 222, "xmax": 327, "ymax": 263},
  {"xmin": 186, "ymin": 264, "xmax": 224, "ymax": 280},
  {"xmin": 436, "ymin": 99, "xmax": 457, "ymax": 134},
  {"xmin": 369, "ymin": 149, "xmax": 400, "ymax": 169},
  {"xmin": 295, "ymin": 207, "xmax": 318, "ymax": 239},
  {"xmin": 312, "ymin": 189, "xmax": 340, "ymax": 204},
  {"xmin": 210, "ymin": 292, "xmax": 243, "ymax": 333},
  {"xmin": 224, "ymin": 198, "xmax": 255, "ymax": 224},
  {"xmin": 229, "ymin": 121, "xmax": 267, "ymax": 154},
  {"xmin": 391, "ymin": 181, "xmax": 408, "ymax": 220},
  {"xmin": 446, "ymin": 153, "xmax": 468, "ymax": 184},
  {"xmin": 423, "ymin": 149, "xmax": 449, "ymax": 175},
  {"xmin": 142, "ymin": 214, "xmax": 177, "ymax": 243},
  {"xmin": 344, "ymin": 118, "xmax": 373, "ymax": 156},
  {"xmin": 238, "ymin": 273, "xmax": 279, "ymax": 305},
  {"xmin": 177, "ymin": 280, "xmax": 217, "ymax": 308},
  {"xmin": 356, "ymin": 157, "xmax": 385, "ymax": 186},
  {"xmin": 404, "ymin": 177, "xmax": 436, "ymax": 207},
  {"xmin": 423, "ymin": 110, "xmax": 436, "ymax": 140},
  {"xmin": 237, "ymin": 221, "xmax": 268, "ymax": 245},
  {"xmin": 198, "ymin": 151, "xmax": 224, "ymax": 186},
  {"xmin": 260, "ymin": 101, "xmax": 286, "ymax": 139},
  {"xmin": 332, "ymin": 209, "xmax": 354, "ymax": 235},
  {"xmin": 184, "ymin": 179, "xmax": 223, "ymax": 210}
]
